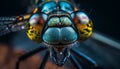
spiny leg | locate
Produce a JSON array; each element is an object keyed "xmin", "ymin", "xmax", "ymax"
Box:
[
  {"xmin": 39, "ymin": 50, "xmax": 50, "ymax": 69},
  {"xmin": 16, "ymin": 46, "xmax": 47, "ymax": 69},
  {"xmin": 71, "ymin": 49, "xmax": 98, "ymax": 68},
  {"xmin": 69, "ymin": 54, "xmax": 83, "ymax": 69}
]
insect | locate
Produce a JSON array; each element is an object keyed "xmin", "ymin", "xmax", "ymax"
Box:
[{"xmin": 0, "ymin": 0, "xmax": 97, "ymax": 69}]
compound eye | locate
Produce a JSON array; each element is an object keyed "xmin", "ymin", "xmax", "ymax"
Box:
[
  {"xmin": 72, "ymin": 12, "xmax": 89, "ymax": 24},
  {"xmin": 59, "ymin": 1, "xmax": 74, "ymax": 13},
  {"xmin": 29, "ymin": 13, "xmax": 48, "ymax": 26},
  {"xmin": 41, "ymin": 1, "xmax": 57, "ymax": 14},
  {"xmin": 26, "ymin": 13, "xmax": 48, "ymax": 43},
  {"xmin": 29, "ymin": 14, "xmax": 40, "ymax": 26}
]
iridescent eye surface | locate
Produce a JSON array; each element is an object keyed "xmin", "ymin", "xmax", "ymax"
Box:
[
  {"xmin": 60, "ymin": 17, "xmax": 72, "ymax": 26},
  {"xmin": 59, "ymin": 1, "xmax": 74, "ymax": 13},
  {"xmin": 41, "ymin": 1, "xmax": 57, "ymax": 14},
  {"xmin": 72, "ymin": 12, "xmax": 89, "ymax": 24},
  {"xmin": 42, "ymin": 27, "xmax": 78, "ymax": 44},
  {"xmin": 29, "ymin": 13, "xmax": 47, "ymax": 26},
  {"xmin": 72, "ymin": 11, "xmax": 93, "ymax": 41},
  {"xmin": 48, "ymin": 17, "xmax": 59, "ymax": 26},
  {"xmin": 29, "ymin": 14, "xmax": 40, "ymax": 26},
  {"xmin": 26, "ymin": 13, "xmax": 48, "ymax": 43},
  {"xmin": 48, "ymin": 17, "xmax": 72, "ymax": 26}
]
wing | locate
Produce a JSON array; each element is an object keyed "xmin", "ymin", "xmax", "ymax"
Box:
[{"xmin": 0, "ymin": 14, "xmax": 31, "ymax": 36}]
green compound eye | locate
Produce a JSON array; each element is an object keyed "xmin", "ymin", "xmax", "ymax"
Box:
[
  {"xmin": 60, "ymin": 17, "xmax": 72, "ymax": 26},
  {"xmin": 48, "ymin": 17, "xmax": 59, "ymax": 26},
  {"xmin": 48, "ymin": 17, "xmax": 72, "ymax": 27}
]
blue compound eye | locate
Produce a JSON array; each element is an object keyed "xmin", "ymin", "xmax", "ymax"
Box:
[
  {"xmin": 41, "ymin": 2, "xmax": 57, "ymax": 14},
  {"xmin": 59, "ymin": 1, "xmax": 74, "ymax": 13}
]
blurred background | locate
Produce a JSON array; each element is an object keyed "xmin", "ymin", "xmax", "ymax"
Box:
[{"xmin": 0, "ymin": 0, "xmax": 120, "ymax": 69}]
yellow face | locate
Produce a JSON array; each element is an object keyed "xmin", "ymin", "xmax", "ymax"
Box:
[
  {"xmin": 75, "ymin": 20, "xmax": 93, "ymax": 41},
  {"xmin": 26, "ymin": 14, "xmax": 47, "ymax": 43},
  {"xmin": 26, "ymin": 23, "xmax": 43, "ymax": 42},
  {"xmin": 73, "ymin": 12, "xmax": 93, "ymax": 41}
]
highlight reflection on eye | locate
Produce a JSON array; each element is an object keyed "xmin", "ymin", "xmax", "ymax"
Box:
[
  {"xmin": 72, "ymin": 12, "xmax": 89, "ymax": 24},
  {"xmin": 77, "ymin": 12, "xmax": 89, "ymax": 24},
  {"xmin": 29, "ymin": 14, "xmax": 40, "ymax": 26}
]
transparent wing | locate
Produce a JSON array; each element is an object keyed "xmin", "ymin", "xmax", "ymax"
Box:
[{"xmin": 0, "ymin": 14, "xmax": 31, "ymax": 36}]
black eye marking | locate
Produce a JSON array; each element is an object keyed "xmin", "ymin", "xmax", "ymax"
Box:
[
  {"xmin": 87, "ymin": 23, "xmax": 92, "ymax": 27},
  {"xmin": 29, "ymin": 34, "xmax": 33, "ymax": 36},
  {"xmin": 80, "ymin": 31, "xmax": 85, "ymax": 34},
  {"xmin": 30, "ymin": 31, "xmax": 34, "ymax": 33},
  {"xmin": 84, "ymin": 28, "xmax": 91, "ymax": 32}
]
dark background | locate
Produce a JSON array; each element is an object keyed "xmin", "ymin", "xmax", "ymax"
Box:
[
  {"xmin": 0, "ymin": 0, "xmax": 120, "ymax": 40},
  {"xmin": 0, "ymin": 1, "xmax": 120, "ymax": 69}
]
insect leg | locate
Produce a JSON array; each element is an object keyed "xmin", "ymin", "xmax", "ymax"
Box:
[
  {"xmin": 69, "ymin": 54, "xmax": 83, "ymax": 69},
  {"xmin": 16, "ymin": 46, "xmax": 47, "ymax": 69},
  {"xmin": 71, "ymin": 49, "xmax": 98, "ymax": 68},
  {"xmin": 39, "ymin": 50, "xmax": 50, "ymax": 69}
]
